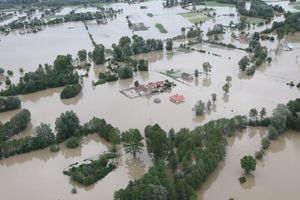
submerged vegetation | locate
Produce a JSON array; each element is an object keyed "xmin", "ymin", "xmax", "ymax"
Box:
[{"xmin": 63, "ymin": 152, "xmax": 117, "ymax": 186}]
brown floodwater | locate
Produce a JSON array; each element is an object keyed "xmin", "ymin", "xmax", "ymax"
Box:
[
  {"xmin": 0, "ymin": 1, "xmax": 300, "ymax": 199},
  {"xmin": 198, "ymin": 128, "xmax": 300, "ymax": 200}
]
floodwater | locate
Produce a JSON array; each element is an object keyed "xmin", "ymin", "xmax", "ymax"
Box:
[
  {"xmin": 0, "ymin": 134, "xmax": 152, "ymax": 200},
  {"xmin": 0, "ymin": 0, "xmax": 300, "ymax": 199},
  {"xmin": 198, "ymin": 128, "xmax": 300, "ymax": 200}
]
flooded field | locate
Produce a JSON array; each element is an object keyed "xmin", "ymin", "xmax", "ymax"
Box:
[{"xmin": 0, "ymin": 0, "xmax": 299, "ymax": 199}]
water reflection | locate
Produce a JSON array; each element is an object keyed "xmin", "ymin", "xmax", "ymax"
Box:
[{"xmin": 125, "ymin": 158, "xmax": 146, "ymax": 180}]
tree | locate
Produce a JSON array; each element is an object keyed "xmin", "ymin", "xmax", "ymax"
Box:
[
  {"xmin": 259, "ymin": 107, "xmax": 267, "ymax": 120},
  {"xmin": 145, "ymin": 124, "xmax": 170, "ymax": 160},
  {"xmin": 92, "ymin": 45, "xmax": 105, "ymax": 64},
  {"xmin": 238, "ymin": 56, "xmax": 250, "ymax": 71},
  {"xmin": 137, "ymin": 59, "xmax": 149, "ymax": 71},
  {"xmin": 207, "ymin": 100, "xmax": 212, "ymax": 110},
  {"xmin": 226, "ymin": 76, "xmax": 232, "ymax": 84},
  {"xmin": 222, "ymin": 83, "xmax": 230, "ymax": 94},
  {"xmin": 240, "ymin": 155, "xmax": 256, "ymax": 174},
  {"xmin": 118, "ymin": 66, "xmax": 133, "ymax": 79},
  {"xmin": 144, "ymin": 184, "xmax": 168, "ymax": 200},
  {"xmin": 261, "ymin": 137, "xmax": 270, "ymax": 149},
  {"xmin": 194, "ymin": 69, "xmax": 199, "ymax": 77},
  {"xmin": 55, "ymin": 111, "xmax": 80, "ymax": 142},
  {"xmin": 34, "ymin": 123, "xmax": 55, "ymax": 147},
  {"xmin": 0, "ymin": 67, "xmax": 4, "ymax": 74},
  {"xmin": 54, "ymin": 55, "xmax": 72, "ymax": 72},
  {"xmin": 211, "ymin": 93, "xmax": 217, "ymax": 103},
  {"xmin": 166, "ymin": 38, "xmax": 173, "ymax": 51},
  {"xmin": 202, "ymin": 62, "xmax": 212, "ymax": 76},
  {"xmin": 109, "ymin": 128, "xmax": 121, "ymax": 152},
  {"xmin": 77, "ymin": 49, "xmax": 87, "ymax": 61},
  {"xmin": 249, "ymin": 108, "xmax": 258, "ymax": 121},
  {"xmin": 193, "ymin": 100, "xmax": 205, "ymax": 116},
  {"xmin": 122, "ymin": 129, "xmax": 144, "ymax": 159},
  {"xmin": 268, "ymin": 125, "xmax": 279, "ymax": 140},
  {"xmin": 276, "ymin": 27, "xmax": 285, "ymax": 41},
  {"xmin": 134, "ymin": 80, "xmax": 139, "ymax": 87}
]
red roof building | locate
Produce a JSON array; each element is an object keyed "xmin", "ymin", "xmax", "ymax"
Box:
[
  {"xmin": 169, "ymin": 94, "xmax": 185, "ymax": 103},
  {"xmin": 147, "ymin": 81, "xmax": 164, "ymax": 89}
]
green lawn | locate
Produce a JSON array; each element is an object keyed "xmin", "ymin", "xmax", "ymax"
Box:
[
  {"xmin": 132, "ymin": 23, "xmax": 148, "ymax": 31},
  {"xmin": 180, "ymin": 12, "xmax": 210, "ymax": 24},
  {"xmin": 155, "ymin": 23, "xmax": 168, "ymax": 33},
  {"xmin": 241, "ymin": 15, "xmax": 267, "ymax": 24},
  {"xmin": 205, "ymin": 1, "xmax": 236, "ymax": 7}
]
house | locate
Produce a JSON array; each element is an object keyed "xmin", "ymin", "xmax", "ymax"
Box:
[
  {"xmin": 169, "ymin": 94, "xmax": 185, "ymax": 103},
  {"xmin": 147, "ymin": 81, "xmax": 164, "ymax": 89}
]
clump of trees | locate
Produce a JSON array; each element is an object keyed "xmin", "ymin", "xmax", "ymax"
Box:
[
  {"xmin": 0, "ymin": 96, "xmax": 21, "ymax": 112},
  {"xmin": 112, "ymin": 35, "xmax": 163, "ymax": 61},
  {"xmin": 0, "ymin": 109, "xmax": 31, "ymax": 140},
  {"xmin": 0, "ymin": 110, "xmax": 121, "ymax": 159},
  {"xmin": 60, "ymin": 84, "xmax": 82, "ymax": 99},
  {"xmin": 63, "ymin": 152, "xmax": 117, "ymax": 186},
  {"xmin": 92, "ymin": 45, "xmax": 105, "ymax": 64},
  {"xmin": 237, "ymin": 0, "xmax": 274, "ymax": 20},
  {"xmin": 0, "ymin": 55, "xmax": 79, "ymax": 96}
]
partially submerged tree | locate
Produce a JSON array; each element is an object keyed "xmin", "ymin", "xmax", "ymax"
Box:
[
  {"xmin": 193, "ymin": 100, "xmax": 205, "ymax": 116},
  {"xmin": 241, "ymin": 155, "xmax": 256, "ymax": 174},
  {"xmin": 122, "ymin": 129, "xmax": 144, "ymax": 159}
]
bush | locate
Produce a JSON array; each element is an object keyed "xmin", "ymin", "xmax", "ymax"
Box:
[
  {"xmin": 66, "ymin": 136, "xmax": 80, "ymax": 149},
  {"xmin": 7, "ymin": 70, "xmax": 13, "ymax": 76},
  {"xmin": 50, "ymin": 144, "xmax": 60, "ymax": 152},
  {"xmin": 268, "ymin": 125, "xmax": 279, "ymax": 140},
  {"xmin": 261, "ymin": 137, "xmax": 271, "ymax": 149},
  {"xmin": 239, "ymin": 176, "xmax": 246, "ymax": 183},
  {"xmin": 118, "ymin": 66, "xmax": 133, "ymax": 79},
  {"xmin": 94, "ymin": 79, "xmax": 106, "ymax": 85},
  {"xmin": 71, "ymin": 187, "xmax": 77, "ymax": 194},
  {"xmin": 137, "ymin": 59, "xmax": 149, "ymax": 71},
  {"xmin": 0, "ymin": 67, "xmax": 4, "ymax": 74},
  {"xmin": 0, "ymin": 96, "xmax": 21, "ymax": 112},
  {"xmin": 60, "ymin": 84, "xmax": 82, "ymax": 99},
  {"xmin": 246, "ymin": 66, "xmax": 256, "ymax": 76},
  {"xmin": 255, "ymin": 149, "xmax": 264, "ymax": 159}
]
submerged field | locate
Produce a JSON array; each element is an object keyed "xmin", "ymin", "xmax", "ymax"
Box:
[{"xmin": 0, "ymin": 0, "xmax": 299, "ymax": 199}]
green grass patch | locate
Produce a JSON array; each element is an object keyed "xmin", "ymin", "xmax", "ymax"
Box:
[
  {"xmin": 155, "ymin": 23, "xmax": 168, "ymax": 33},
  {"xmin": 205, "ymin": 1, "xmax": 236, "ymax": 7},
  {"xmin": 132, "ymin": 22, "xmax": 148, "ymax": 31},
  {"xmin": 180, "ymin": 12, "xmax": 210, "ymax": 24},
  {"xmin": 241, "ymin": 15, "xmax": 267, "ymax": 24}
]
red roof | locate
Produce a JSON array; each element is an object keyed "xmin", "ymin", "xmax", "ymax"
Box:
[
  {"xmin": 169, "ymin": 94, "xmax": 185, "ymax": 102},
  {"xmin": 147, "ymin": 81, "xmax": 164, "ymax": 88}
]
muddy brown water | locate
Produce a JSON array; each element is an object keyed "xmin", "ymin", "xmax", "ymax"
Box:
[
  {"xmin": 197, "ymin": 128, "xmax": 300, "ymax": 200},
  {"xmin": 0, "ymin": 1, "xmax": 300, "ymax": 199}
]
